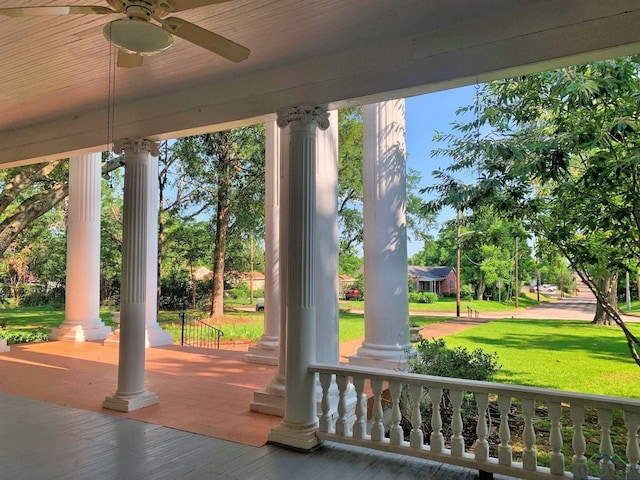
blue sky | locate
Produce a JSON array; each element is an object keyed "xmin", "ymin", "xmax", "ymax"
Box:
[{"xmin": 405, "ymin": 85, "xmax": 477, "ymax": 256}]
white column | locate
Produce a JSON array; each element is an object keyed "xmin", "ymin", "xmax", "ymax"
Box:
[
  {"xmin": 0, "ymin": 338, "xmax": 9, "ymax": 353},
  {"xmin": 251, "ymin": 122, "xmax": 289, "ymax": 416},
  {"xmin": 104, "ymin": 146, "xmax": 171, "ymax": 348},
  {"xmin": 315, "ymin": 110, "xmax": 339, "ymax": 364},
  {"xmin": 103, "ymin": 139, "xmax": 159, "ymax": 412},
  {"xmin": 268, "ymin": 105, "xmax": 329, "ymax": 451},
  {"xmin": 246, "ymin": 121, "xmax": 280, "ymax": 365},
  {"xmin": 144, "ymin": 149, "xmax": 172, "ymax": 347},
  {"xmin": 50, "ymin": 153, "xmax": 111, "ymax": 342},
  {"xmin": 349, "ymin": 100, "xmax": 412, "ymax": 370}
]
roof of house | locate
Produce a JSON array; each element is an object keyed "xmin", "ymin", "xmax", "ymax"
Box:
[{"xmin": 408, "ymin": 266, "xmax": 454, "ymax": 281}]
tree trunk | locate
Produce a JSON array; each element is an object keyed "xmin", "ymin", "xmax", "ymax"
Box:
[
  {"xmin": 210, "ymin": 198, "xmax": 231, "ymax": 321},
  {"xmin": 209, "ymin": 136, "xmax": 236, "ymax": 322},
  {"xmin": 476, "ymin": 275, "xmax": 486, "ymax": 301},
  {"xmin": 592, "ymin": 272, "xmax": 618, "ymax": 325}
]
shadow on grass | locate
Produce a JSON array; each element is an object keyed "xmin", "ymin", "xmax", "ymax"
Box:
[{"xmin": 451, "ymin": 319, "xmax": 637, "ymax": 366}]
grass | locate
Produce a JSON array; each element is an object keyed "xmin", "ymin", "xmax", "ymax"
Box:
[
  {"xmin": 158, "ymin": 308, "xmax": 448, "ymax": 343},
  {"xmin": 441, "ymin": 318, "xmax": 640, "ymax": 398},
  {"xmin": 340, "ymin": 292, "xmax": 551, "ymax": 314},
  {"xmin": 0, "ymin": 304, "xmax": 117, "ymax": 332}
]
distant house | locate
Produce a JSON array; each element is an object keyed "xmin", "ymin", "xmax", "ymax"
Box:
[
  {"xmin": 408, "ymin": 266, "xmax": 457, "ymax": 296},
  {"xmin": 238, "ymin": 271, "xmax": 266, "ymax": 292},
  {"xmin": 339, "ymin": 274, "xmax": 355, "ymax": 293}
]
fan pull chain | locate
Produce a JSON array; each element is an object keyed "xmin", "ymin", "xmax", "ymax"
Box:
[{"xmin": 106, "ymin": 22, "xmax": 116, "ymax": 154}]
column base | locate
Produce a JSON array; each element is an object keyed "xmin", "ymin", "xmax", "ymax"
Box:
[
  {"xmin": 0, "ymin": 338, "xmax": 9, "ymax": 353},
  {"xmin": 245, "ymin": 336, "xmax": 279, "ymax": 365},
  {"xmin": 49, "ymin": 322, "xmax": 112, "ymax": 342},
  {"xmin": 144, "ymin": 325, "xmax": 174, "ymax": 347},
  {"xmin": 103, "ymin": 327, "xmax": 173, "ymax": 348},
  {"xmin": 250, "ymin": 373, "xmax": 285, "ymax": 416},
  {"xmin": 348, "ymin": 342, "xmax": 414, "ymax": 371},
  {"xmin": 268, "ymin": 420, "xmax": 321, "ymax": 451},
  {"xmin": 103, "ymin": 390, "xmax": 159, "ymax": 412},
  {"xmin": 251, "ymin": 389, "xmax": 284, "ymax": 416}
]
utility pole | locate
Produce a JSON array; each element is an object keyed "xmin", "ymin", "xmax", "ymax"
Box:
[
  {"xmin": 535, "ymin": 241, "xmax": 540, "ymax": 303},
  {"xmin": 626, "ymin": 271, "xmax": 631, "ymax": 311},
  {"xmin": 456, "ymin": 209, "xmax": 461, "ymax": 318},
  {"xmin": 249, "ymin": 233, "xmax": 254, "ymax": 305},
  {"xmin": 514, "ymin": 237, "xmax": 519, "ymax": 308}
]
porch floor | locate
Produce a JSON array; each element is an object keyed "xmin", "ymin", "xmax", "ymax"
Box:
[{"xmin": 0, "ymin": 319, "xmax": 519, "ymax": 479}]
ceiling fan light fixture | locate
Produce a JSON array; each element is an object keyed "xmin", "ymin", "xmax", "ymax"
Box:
[{"xmin": 103, "ymin": 19, "xmax": 172, "ymax": 56}]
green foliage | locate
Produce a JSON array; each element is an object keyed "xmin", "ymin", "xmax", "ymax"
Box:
[
  {"xmin": 459, "ymin": 284, "xmax": 474, "ymax": 301},
  {"xmin": 408, "ymin": 291, "xmax": 439, "ymax": 304},
  {"xmin": 409, "ymin": 338, "xmax": 500, "ymax": 381},
  {"xmin": 227, "ymin": 282, "xmax": 250, "ymax": 299},
  {"xmin": 0, "ymin": 328, "xmax": 49, "ymax": 345},
  {"xmin": 427, "ymin": 55, "xmax": 640, "ymax": 361}
]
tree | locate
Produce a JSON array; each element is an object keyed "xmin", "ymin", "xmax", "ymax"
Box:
[
  {"xmin": 166, "ymin": 127, "xmax": 265, "ymax": 321},
  {"xmin": 428, "ymin": 56, "xmax": 640, "ymax": 365}
]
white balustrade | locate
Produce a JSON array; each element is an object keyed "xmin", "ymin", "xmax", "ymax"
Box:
[{"xmin": 310, "ymin": 363, "xmax": 640, "ymax": 480}]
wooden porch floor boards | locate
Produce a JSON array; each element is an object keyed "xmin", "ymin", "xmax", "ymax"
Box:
[
  {"xmin": 0, "ymin": 339, "xmax": 519, "ymax": 479},
  {"xmin": 0, "ymin": 392, "xmax": 515, "ymax": 480}
]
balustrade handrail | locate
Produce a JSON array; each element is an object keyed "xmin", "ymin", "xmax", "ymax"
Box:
[
  {"xmin": 309, "ymin": 362, "xmax": 640, "ymax": 480},
  {"xmin": 309, "ymin": 362, "xmax": 640, "ymax": 412}
]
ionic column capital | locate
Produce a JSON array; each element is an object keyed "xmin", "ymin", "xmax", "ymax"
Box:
[
  {"xmin": 112, "ymin": 138, "xmax": 160, "ymax": 157},
  {"xmin": 276, "ymin": 105, "xmax": 330, "ymax": 130}
]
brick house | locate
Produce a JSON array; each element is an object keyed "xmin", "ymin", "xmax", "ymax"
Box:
[{"xmin": 408, "ymin": 265, "xmax": 457, "ymax": 296}]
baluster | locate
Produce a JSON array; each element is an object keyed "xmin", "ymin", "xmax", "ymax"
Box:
[
  {"xmin": 624, "ymin": 411, "xmax": 640, "ymax": 479},
  {"xmin": 450, "ymin": 389, "xmax": 465, "ymax": 456},
  {"xmin": 548, "ymin": 401, "xmax": 564, "ymax": 475},
  {"xmin": 498, "ymin": 394, "xmax": 513, "ymax": 466},
  {"xmin": 474, "ymin": 392, "xmax": 489, "ymax": 462},
  {"xmin": 318, "ymin": 373, "xmax": 332, "ymax": 433},
  {"xmin": 571, "ymin": 404, "xmax": 587, "ymax": 479},
  {"xmin": 371, "ymin": 379, "xmax": 385, "ymax": 442},
  {"xmin": 352, "ymin": 376, "xmax": 366, "ymax": 439},
  {"xmin": 409, "ymin": 384, "xmax": 423, "ymax": 449},
  {"xmin": 598, "ymin": 408, "xmax": 615, "ymax": 480},
  {"xmin": 430, "ymin": 387, "xmax": 444, "ymax": 453},
  {"xmin": 521, "ymin": 398, "xmax": 538, "ymax": 471},
  {"xmin": 389, "ymin": 380, "xmax": 403, "ymax": 445},
  {"xmin": 335, "ymin": 374, "xmax": 350, "ymax": 436}
]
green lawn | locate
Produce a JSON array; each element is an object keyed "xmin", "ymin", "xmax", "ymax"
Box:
[
  {"xmin": 0, "ymin": 304, "xmax": 117, "ymax": 330},
  {"xmin": 441, "ymin": 318, "xmax": 640, "ymax": 398},
  {"xmin": 341, "ymin": 292, "xmax": 551, "ymax": 314}
]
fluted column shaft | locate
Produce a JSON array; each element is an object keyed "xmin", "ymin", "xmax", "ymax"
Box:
[
  {"xmin": 350, "ymin": 100, "xmax": 411, "ymax": 370},
  {"xmin": 268, "ymin": 105, "xmax": 329, "ymax": 450},
  {"xmin": 144, "ymin": 148, "xmax": 172, "ymax": 347},
  {"xmin": 246, "ymin": 121, "xmax": 280, "ymax": 365},
  {"xmin": 103, "ymin": 139, "xmax": 159, "ymax": 412},
  {"xmin": 315, "ymin": 110, "xmax": 339, "ymax": 364},
  {"xmin": 51, "ymin": 153, "xmax": 110, "ymax": 342}
]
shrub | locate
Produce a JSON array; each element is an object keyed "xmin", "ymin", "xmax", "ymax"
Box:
[
  {"xmin": 409, "ymin": 338, "xmax": 500, "ymax": 381},
  {"xmin": 0, "ymin": 328, "xmax": 49, "ymax": 345},
  {"xmin": 459, "ymin": 284, "xmax": 474, "ymax": 301},
  {"xmin": 402, "ymin": 339, "xmax": 501, "ymax": 451},
  {"xmin": 408, "ymin": 292, "xmax": 439, "ymax": 304}
]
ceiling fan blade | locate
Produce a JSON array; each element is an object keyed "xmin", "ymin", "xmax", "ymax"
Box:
[
  {"xmin": 117, "ymin": 50, "xmax": 144, "ymax": 68},
  {"xmin": 165, "ymin": 0, "xmax": 233, "ymax": 13},
  {"xmin": 162, "ymin": 17, "xmax": 249, "ymax": 63},
  {"xmin": 0, "ymin": 6, "xmax": 115, "ymax": 17}
]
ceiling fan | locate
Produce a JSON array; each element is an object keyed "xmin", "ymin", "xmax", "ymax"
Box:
[{"xmin": 0, "ymin": 1, "xmax": 250, "ymax": 68}]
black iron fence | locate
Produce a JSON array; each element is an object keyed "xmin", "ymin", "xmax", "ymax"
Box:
[{"xmin": 179, "ymin": 311, "xmax": 224, "ymax": 349}]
